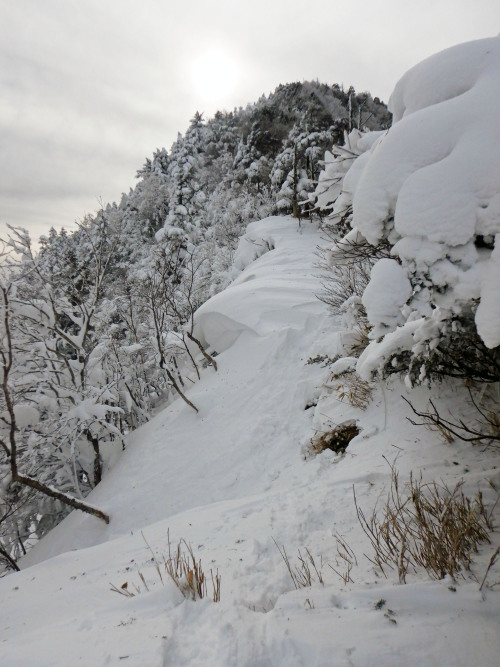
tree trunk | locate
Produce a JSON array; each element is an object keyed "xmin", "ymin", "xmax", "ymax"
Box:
[
  {"xmin": 292, "ymin": 143, "xmax": 301, "ymax": 223},
  {"xmin": 186, "ymin": 332, "xmax": 218, "ymax": 371},
  {"xmin": 0, "ymin": 544, "xmax": 20, "ymax": 572},
  {"xmin": 86, "ymin": 430, "xmax": 102, "ymax": 486},
  {"xmin": 13, "ymin": 472, "xmax": 110, "ymax": 524},
  {"xmin": 165, "ymin": 368, "xmax": 199, "ymax": 413}
]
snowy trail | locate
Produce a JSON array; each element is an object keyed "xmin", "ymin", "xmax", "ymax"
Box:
[
  {"xmin": 21, "ymin": 217, "xmax": 330, "ymax": 559},
  {"xmin": 2, "ymin": 217, "xmax": 499, "ymax": 666}
]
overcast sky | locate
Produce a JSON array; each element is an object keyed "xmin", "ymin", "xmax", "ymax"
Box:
[{"xmin": 1, "ymin": 0, "xmax": 499, "ymax": 242}]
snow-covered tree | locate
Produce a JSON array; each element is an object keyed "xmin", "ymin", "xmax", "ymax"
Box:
[
  {"xmin": 0, "ymin": 79, "xmax": 391, "ymax": 568},
  {"xmin": 318, "ymin": 38, "xmax": 500, "ymax": 388},
  {"xmin": 0, "ymin": 236, "xmax": 110, "ymax": 571}
]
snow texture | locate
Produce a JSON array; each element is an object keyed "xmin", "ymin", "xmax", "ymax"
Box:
[
  {"xmin": 476, "ymin": 234, "xmax": 500, "ymax": 347},
  {"xmin": 355, "ymin": 37, "xmax": 500, "ymax": 248},
  {"xmin": 1, "ymin": 39, "xmax": 500, "ymax": 666},
  {"xmin": 362, "ymin": 258, "xmax": 412, "ymax": 336},
  {"xmin": 348, "ymin": 37, "xmax": 500, "ymax": 378},
  {"xmin": 0, "ymin": 216, "xmax": 498, "ymax": 666}
]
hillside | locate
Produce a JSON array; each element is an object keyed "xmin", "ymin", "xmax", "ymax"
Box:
[
  {"xmin": 1, "ymin": 216, "xmax": 498, "ymax": 665},
  {"xmin": 1, "ymin": 39, "xmax": 500, "ymax": 666},
  {"xmin": 0, "ymin": 79, "xmax": 391, "ymax": 557}
]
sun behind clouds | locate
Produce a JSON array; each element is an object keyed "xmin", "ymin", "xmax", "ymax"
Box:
[{"xmin": 190, "ymin": 49, "xmax": 238, "ymax": 106}]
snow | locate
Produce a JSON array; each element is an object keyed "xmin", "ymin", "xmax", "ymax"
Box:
[
  {"xmin": 13, "ymin": 404, "xmax": 40, "ymax": 428},
  {"xmin": 229, "ymin": 219, "xmax": 276, "ymax": 273},
  {"xmin": 362, "ymin": 259, "xmax": 412, "ymax": 336},
  {"xmin": 476, "ymin": 234, "xmax": 500, "ymax": 348},
  {"xmin": 354, "ymin": 36, "xmax": 500, "ymax": 249},
  {"xmin": 344, "ymin": 36, "xmax": 500, "ymax": 372},
  {"xmin": 329, "ymin": 356, "xmax": 357, "ymax": 376},
  {"xmin": 1, "ymin": 216, "xmax": 498, "ymax": 666},
  {"xmin": 120, "ymin": 343, "xmax": 144, "ymax": 355},
  {"xmin": 388, "ymin": 38, "xmax": 495, "ymax": 122},
  {"xmin": 196, "ymin": 217, "xmax": 322, "ymax": 348},
  {"xmin": 313, "ymin": 130, "xmax": 377, "ymax": 213}
]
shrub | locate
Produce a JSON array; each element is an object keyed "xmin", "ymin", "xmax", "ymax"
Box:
[
  {"xmin": 331, "ymin": 372, "xmax": 372, "ymax": 410},
  {"xmin": 369, "ymin": 310, "xmax": 500, "ymax": 387},
  {"xmin": 404, "ymin": 389, "xmax": 500, "ymax": 448},
  {"xmin": 354, "ymin": 465, "xmax": 495, "ymax": 583},
  {"xmin": 110, "ymin": 531, "xmax": 221, "ymax": 602},
  {"xmin": 309, "ymin": 421, "xmax": 360, "ymax": 457},
  {"xmin": 314, "ymin": 41, "xmax": 500, "ymax": 391}
]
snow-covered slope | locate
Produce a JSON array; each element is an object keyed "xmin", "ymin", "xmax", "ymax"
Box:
[
  {"xmin": 1, "ymin": 216, "xmax": 498, "ymax": 666},
  {"xmin": 19, "ymin": 217, "xmax": 327, "ymax": 561}
]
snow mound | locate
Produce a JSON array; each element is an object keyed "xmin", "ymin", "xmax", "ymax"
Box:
[
  {"xmin": 362, "ymin": 258, "xmax": 412, "ymax": 337},
  {"xmin": 194, "ymin": 217, "xmax": 323, "ymax": 351},
  {"xmin": 389, "ymin": 38, "xmax": 497, "ymax": 121},
  {"xmin": 355, "ymin": 37, "xmax": 500, "ymax": 249},
  {"xmin": 346, "ymin": 36, "xmax": 500, "ymax": 373}
]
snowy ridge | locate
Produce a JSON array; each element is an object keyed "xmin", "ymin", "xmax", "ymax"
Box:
[{"xmin": 1, "ymin": 216, "xmax": 499, "ymax": 666}]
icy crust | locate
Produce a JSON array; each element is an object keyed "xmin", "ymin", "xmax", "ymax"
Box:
[{"xmin": 348, "ymin": 37, "xmax": 500, "ymax": 361}]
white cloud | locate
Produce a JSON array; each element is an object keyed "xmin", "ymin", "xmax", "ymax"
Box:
[{"xmin": 1, "ymin": 0, "xmax": 499, "ymax": 239}]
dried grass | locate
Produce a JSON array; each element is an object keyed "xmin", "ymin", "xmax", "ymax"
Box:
[
  {"xmin": 332, "ymin": 372, "xmax": 372, "ymax": 410},
  {"xmin": 309, "ymin": 422, "xmax": 359, "ymax": 457},
  {"xmin": 164, "ymin": 532, "xmax": 220, "ymax": 602},
  {"xmin": 318, "ymin": 262, "xmax": 371, "ymax": 316},
  {"xmin": 274, "ymin": 535, "xmax": 357, "ymax": 588},
  {"xmin": 273, "ymin": 539, "xmax": 324, "ymax": 589},
  {"xmin": 479, "ymin": 545, "xmax": 500, "ymax": 591},
  {"xmin": 328, "ymin": 533, "xmax": 358, "ymax": 584},
  {"xmin": 110, "ymin": 530, "xmax": 221, "ymax": 602},
  {"xmin": 354, "ymin": 463, "xmax": 495, "ymax": 583}
]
